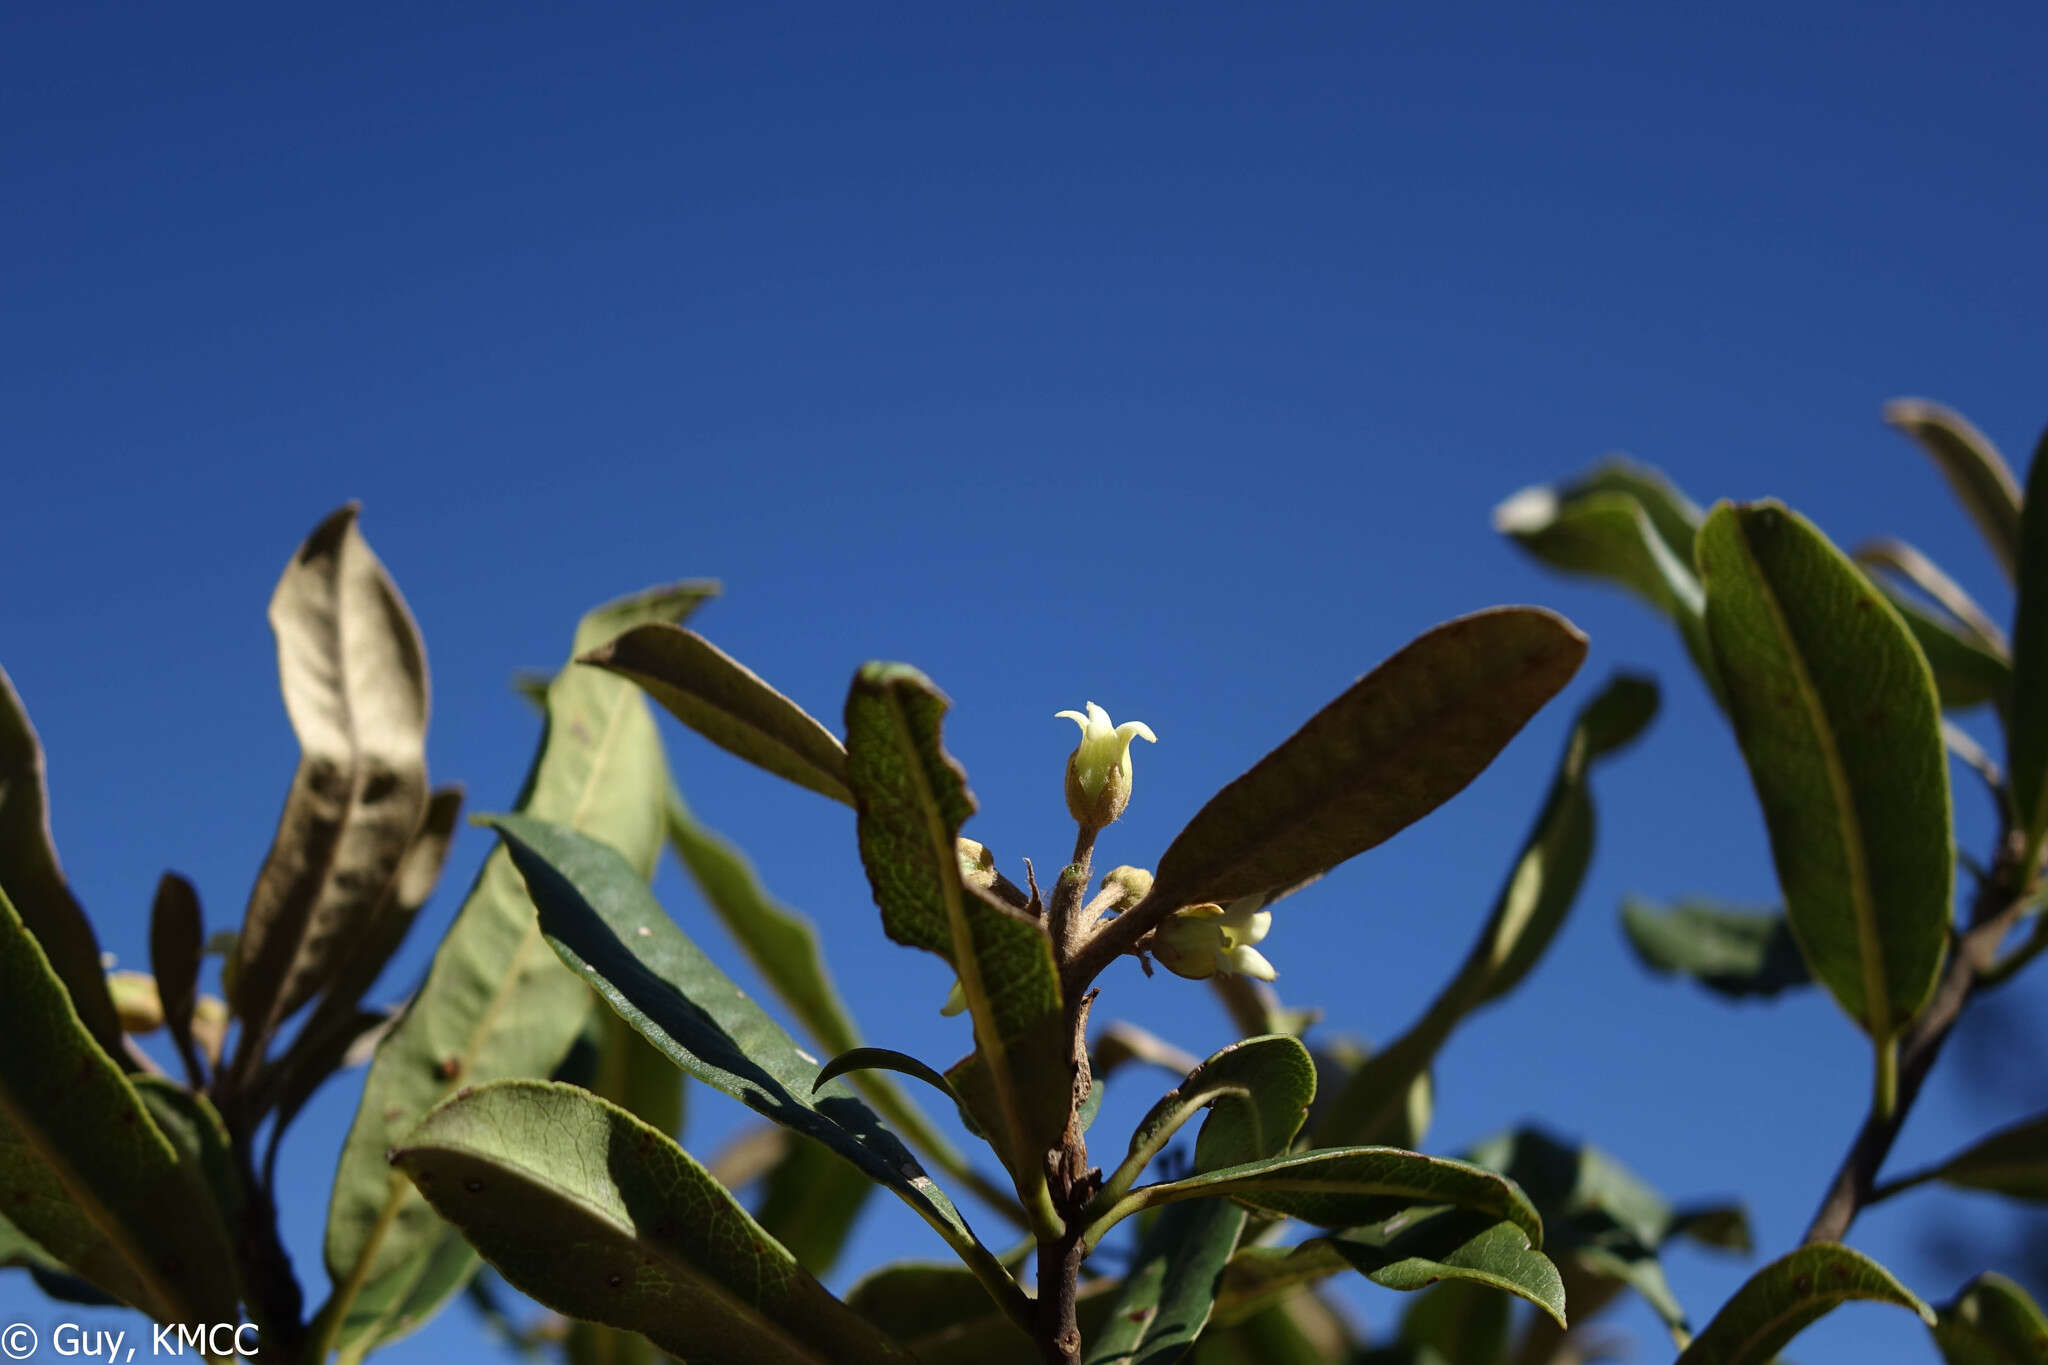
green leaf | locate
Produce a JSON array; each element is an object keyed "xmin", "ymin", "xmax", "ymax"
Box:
[
  {"xmin": 392, "ymin": 1080, "xmax": 912, "ymax": 1365},
  {"xmin": 1928, "ymin": 1109, "xmax": 2048, "ymax": 1200},
  {"xmin": 1675, "ymin": 1242, "xmax": 1932, "ymax": 1365},
  {"xmin": 2006, "ymin": 424, "xmax": 2048, "ymax": 854},
  {"xmin": 485, "ymin": 813, "xmax": 1025, "ymax": 1321},
  {"xmin": 1697, "ymin": 500, "xmax": 1952, "ymax": 1044},
  {"xmin": 227, "ymin": 505, "xmax": 432, "ymax": 1071},
  {"xmin": 843, "ymin": 663, "xmax": 1068, "ymax": 1200},
  {"xmin": 1194, "ymin": 1293, "xmax": 1357, "ymax": 1365},
  {"xmin": 1885, "ymin": 398, "xmax": 2023, "ymax": 582},
  {"xmin": 1932, "ymin": 1272, "xmax": 2048, "ymax": 1365},
  {"xmin": 148, "ymin": 873, "xmax": 206, "ymax": 1086},
  {"xmin": 847, "ymin": 1264, "xmax": 1120, "ymax": 1365},
  {"xmin": 0, "ymin": 665, "xmax": 127, "ymax": 1064},
  {"xmin": 585, "ymin": 622, "xmax": 854, "ymax": 804},
  {"xmin": 1465, "ymin": 1127, "xmax": 1749, "ymax": 1340},
  {"xmin": 1318, "ymin": 1207, "xmax": 1566, "ymax": 1329},
  {"xmin": 1142, "ymin": 607, "xmax": 1588, "ymax": 916},
  {"xmin": 1107, "ymin": 1036, "xmax": 1315, "ymax": 1198},
  {"xmin": 1089, "ymin": 1147, "xmax": 1542, "ymax": 1247},
  {"xmin": 1494, "ymin": 460, "xmax": 1722, "ymax": 697},
  {"xmin": 1396, "ymin": 1279, "xmax": 1513, "ymax": 1365},
  {"xmin": 1620, "ymin": 898, "xmax": 1813, "ymax": 999},
  {"xmin": 1312, "ymin": 675, "xmax": 1655, "ymax": 1147},
  {"xmin": 130, "ymin": 1079, "xmax": 246, "ymax": 1324},
  {"xmin": 815, "ymin": 1047, "xmax": 964, "ymax": 1107},
  {"xmin": 3, "ymin": 1210, "xmax": 126, "ymax": 1305},
  {"xmin": 589, "ymin": 1005, "xmax": 685, "ymax": 1138},
  {"xmin": 0, "ymin": 881, "xmax": 240, "ymax": 1325},
  {"xmin": 754, "ymin": 1133, "xmax": 875, "ymax": 1278},
  {"xmin": 1874, "ymin": 582, "xmax": 2014, "ymax": 712},
  {"xmin": 1856, "ymin": 538, "xmax": 2007, "ymax": 650},
  {"xmin": 1089, "ymin": 1038, "xmax": 1316, "ymax": 1365},
  {"xmin": 322, "ymin": 581, "xmax": 712, "ymax": 1362},
  {"xmin": 665, "ymin": 794, "xmax": 1002, "ymax": 1214},
  {"xmin": 1087, "ymin": 1200, "xmax": 1247, "ymax": 1365},
  {"xmin": 667, "ymin": 789, "xmax": 861, "ymax": 1056}
]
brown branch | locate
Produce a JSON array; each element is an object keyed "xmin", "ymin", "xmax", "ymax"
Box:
[{"xmin": 1802, "ymin": 853, "xmax": 2033, "ymax": 1243}]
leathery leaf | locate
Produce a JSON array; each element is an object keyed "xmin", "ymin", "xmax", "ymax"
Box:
[
  {"xmin": 393, "ymin": 1080, "xmax": 911, "ymax": 1365},
  {"xmin": 321, "ymin": 580, "xmax": 713, "ymax": 1360}
]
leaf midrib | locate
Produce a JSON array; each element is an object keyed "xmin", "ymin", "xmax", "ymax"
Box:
[{"xmin": 1730, "ymin": 519, "xmax": 1891, "ymax": 1036}]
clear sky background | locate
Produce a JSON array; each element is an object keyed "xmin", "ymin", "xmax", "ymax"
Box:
[{"xmin": 4, "ymin": 4, "xmax": 2045, "ymax": 1362}]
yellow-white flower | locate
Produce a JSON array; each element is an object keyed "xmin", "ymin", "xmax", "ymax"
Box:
[
  {"xmin": 1152, "ymin": 896, "xmax": 1277, "ymax": 981},
  {"xmin": 1056, "ymin": 701, "xmax": 1156, "ymax": 827}
]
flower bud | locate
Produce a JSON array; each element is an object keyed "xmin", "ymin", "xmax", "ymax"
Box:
[
  {"xmin": 1099, "ymin": 865, "xmax": 1154, "ymax": 911},
  {"xmin": 1056, "ymin": 702, "xmax": 1156, "ymax": 828},
  {"xmin": 107, "ymin": 970, "xmax": 163, "ymax": 1034}
]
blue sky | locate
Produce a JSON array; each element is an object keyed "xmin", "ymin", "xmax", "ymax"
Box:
[{"xmin": 4, "ymin": 3, "xmax": 2046, "ymax": 1361}]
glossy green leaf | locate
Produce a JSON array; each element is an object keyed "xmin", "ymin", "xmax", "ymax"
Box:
[
  {"xmin": 148, "ymin": 873, "xmax": 205, "ymax": 1086},
  {"xmin": 0, "ymin": 665, "xmax": 127, "ymax": 1063},
  {"xmin": 322, "ymin": 581, "xmax": 711, "ymax": 1362},
  {"xmin": 844, "ymin": 663, "xmax": 1068, "ymax": 1191},
  {"xmin": 2006, "ymin": 424, "xmax": 2048, "ymax": 853},
  {"xmin": 1697, "ymin": 500, "xmax": 1951, "ymax": 1042},
  {"xmin": 1929, "ymin": 1109, "xmax": 2048, "ymax": 1200},
  {"xmin": 1142, "ymin": 607, "xmax": 1588, "ymax": 917},
  {"xmin": 1620, "ymin": 898, "xmax": 1812, "ymax": 999},
  {"xmin": 0, "ymin": 882, "xmax": 239, "ymax": 1325},
  {"xmin": 392, "ymin": 1080, "xmax": 911, "ymax": 1365},
  {"xmin": 228, "ymin": 505, "xmax": 432, "ymax": 1070},
  {"xmin": 1318, "ymin": 1207, "xmax": 1566, "ymax": 1329},
  {"xmin": 1675, "ymin": 1242, "xmax": 1932, "ymax": 1365},
  {"xmin": 1089, "ymin": 1147, "xmax": 1542, "ymax": 1247},
  {"xmin": 486, "ymin": 813, "xmax": 1024, "ymax": 1319},
  {"xmin": 1932, "ymin": 1272, "xmax": 2048, "ymax": 1365},
  {"xmin": 1885, "ymin": 398, "xmax": 2023, "ymax": 582},
  {"xmin": 585, "ymin": 622, "xmax": 853, "ymax": 804},
  {"xmin": 1313, "ymin": 676, "xmax": 1654, "ymax": 1146}
]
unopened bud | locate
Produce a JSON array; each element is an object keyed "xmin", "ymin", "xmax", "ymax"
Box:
[
  {"xmin": 108, "ymin": 970, "xmax": 163, "ymax": 1034},
  {"xmin": 1056, "ymin": 702, "xmax": 1156, "ymax": 829}
]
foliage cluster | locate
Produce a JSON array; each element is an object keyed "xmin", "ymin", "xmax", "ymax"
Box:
[{"xmin": 4, "ymin": 400, "xmax": 2047, "ymax": 1364}]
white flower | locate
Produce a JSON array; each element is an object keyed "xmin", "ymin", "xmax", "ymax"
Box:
[
  {"xmin": 1152, "ymin": 896, "xmax": 1277, "ymax": 981},
  {"xmin": 1056, "ymin": 701, "xmax": 1156, "ymax": 827}
]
